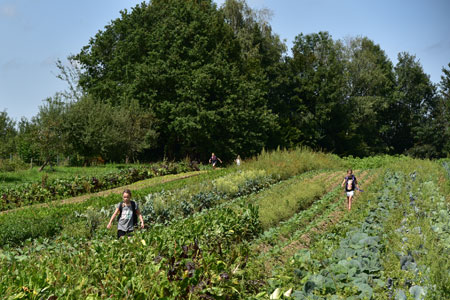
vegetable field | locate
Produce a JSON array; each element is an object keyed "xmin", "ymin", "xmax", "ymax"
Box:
[{"xmin": 0, "ymin": 149, "xmax": 448, "ymax": 299}]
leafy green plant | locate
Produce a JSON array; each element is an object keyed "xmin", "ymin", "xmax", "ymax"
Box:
[
  {"xmin": 0, "ymin": 160, "xmax": 196, "ymax": 211},
  {"xmin": 257, "ymin": 171, "xmax": 402, "ymax": 299},
  {"xmin": 0, "ymin": 156, "xmax": 28, "ymax": 172},
  {"xmin": 342, "ymin": 154, "xmax": 412, "ymax": 169},
  {"xmin": 0, "ymin": 170, "xmax": 226, "ymax": 247}
]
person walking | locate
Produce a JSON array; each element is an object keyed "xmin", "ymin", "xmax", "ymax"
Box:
[
  {"xmin": 107, "ymin": 189, "xmax": 144, "ymax": 238},
  {"xmin": 235, "ymin": 155, "xmax": 241, "ymax": 167},
  {"xmin": 209, "ymin": 152, "xmax": 222, "ymax": 169},
  {"xmin": 341, "ymin": 169, "xmax": 359, "ymax": 211}
]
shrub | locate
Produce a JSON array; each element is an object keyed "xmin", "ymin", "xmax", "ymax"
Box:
[{"xmin": 0, "ymin": 156, "xmax": 28, "ymax": 172}]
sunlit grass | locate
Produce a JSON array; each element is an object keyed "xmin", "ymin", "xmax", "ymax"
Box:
[
  {"xmin": 243, "ymin": 147, "xmax": 342, "ymax": 180},
  {"xmin": 254, "ymin": 176, "xmax": 326, "ymax": 230}
]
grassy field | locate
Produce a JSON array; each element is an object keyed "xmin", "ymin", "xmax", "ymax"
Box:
[
  {"xmin": 0, "ymin": 149, "xmax": 448, "ymax": 299},
  {"xmin": 0, "ymin": 164, "xmax": 141, "ymax": 187}
]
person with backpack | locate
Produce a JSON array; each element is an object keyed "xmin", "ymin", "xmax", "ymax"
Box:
[
  {"xmin": 107, "ymin": 189, "xmax": 144, "ymax": 238},
  {"xmin": 209, "ymin": 152, "xmax": 222, "ymax": 169},
  {"xmin": 341, "ymin": 169, "xmax": 360, "ymax": 211}
]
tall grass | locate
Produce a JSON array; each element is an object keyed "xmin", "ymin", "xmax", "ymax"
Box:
[
  {"xmin": 243, "ymin": 147, "xmax": 341, "ymax": 180},
  {"xmin": 213, "ymin": 169, "xmax": 268, "ymax": 196},
  {"xmin": 257, "ymin": 178, "xmax": 326, "ymax": 229}
]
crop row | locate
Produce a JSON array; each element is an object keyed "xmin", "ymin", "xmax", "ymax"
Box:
[
  {"xmin": 137, "ymin": 169, "xmax": 275, "ymax": 225},
  {"xmin": 257, "ymin": 160, "xmax": 450, "ymax": 300},
  {"xmin": 260, "ymin": 170, "xmax": 402, "ymax": 299},
  {"xmin": 234, "ymin": 170, "xmax": 375, "ymax": 298},
  {"xmin": 0, "ymin": 169, "xmax": 230, "ymax": 247},
  {"xmin": 252, "ymin": 170, "xmax": 347, "ymax": 247},
  {"xmin": 0, "ymin": 160, "xmax": 343, "ymax": 298},
  {"xmin": 0, "ymin": 201, "xmax": 261, "ymax": 298},
  {"xmin": 0, "ymin": 161, "xmax": 196, "ymax": 211},
  {"xmin": 376, "ymin": 167, "xmax": 450, "ymax": 299}
]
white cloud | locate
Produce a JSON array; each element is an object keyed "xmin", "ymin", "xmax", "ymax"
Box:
[{"xmin": 0, "ymin": 3, "xmax": 17, "ymax": 17}]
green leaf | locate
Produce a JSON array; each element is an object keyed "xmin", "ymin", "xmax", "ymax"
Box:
[
  {"xmin": 409, "ymin": 285, "xmax": 426, "ymax": 300},
  {"xmin": 395, "ymin": 289, "xmax": 407, "ymax": 300}
]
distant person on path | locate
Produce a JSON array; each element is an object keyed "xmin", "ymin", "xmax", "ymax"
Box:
[
  {"xmin": 209, "ymin": 152, "xmax": 222, "ymax": 169},
  {"xmin": 107, "ymin": 189, "xmax": 144, "ymax": 238},
  {"xmin": 235, "ymin": 155, "xmax": 241, "ymax": 167},
  {"xmin": 341, "ymin": 169, "xmax": 359, "ymax": 211}
]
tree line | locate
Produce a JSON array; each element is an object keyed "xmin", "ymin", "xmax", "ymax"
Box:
[{"xmin": 1, "ymin": 0, "xmax": 449, "ymax": 169}]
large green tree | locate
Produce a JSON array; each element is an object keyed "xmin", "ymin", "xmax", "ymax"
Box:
[
  {"xmin": 15, "ymin": 118, "xmax": 39, "ymax": 163},
  {"xmin": 31, "ymin": 95, "xmax": 69, "ymax": 171},
  {"xmin": 411, "ymin": 63, "xmax": 450, "ymax": 158},
  {"xmin": 342, "ymin": 37, "xmax": 395, "ymax": 156},
  {"xmin": 437, "ymin": 63, "xmax": 450, "ymax": 156},
  {"xmin": 285, "ymin": 32, "xmax": 347, "ymax": 153},
  {"xmin": 63, "ymin": 97, "xmax": 158, "ymax": 164},
  {"xmin": 389, "ymin": 53, "xmax": 436, "ymax": 154},
  {"xmin": 73, "ymin": 0, "xmax": 278, "ymax": 161},
  {"xmin": 0, "ymin": 111, "xmax": 17, "ymax": 159},
  {"xmin": 220, "ymin": 0, "xmax": 286, "ymax": 149}
]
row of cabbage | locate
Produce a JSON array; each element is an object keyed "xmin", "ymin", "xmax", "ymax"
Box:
[
  {"xmin": 229, "ymin": 170, "xmax": 376, "ymax": 298},
  {"xmin": 378, "ymin": 165, "xmax": 450, "ymax": 299},
  {"xmin": 260, "ymin": 161, "xmax": 449, "ymax": 299}
]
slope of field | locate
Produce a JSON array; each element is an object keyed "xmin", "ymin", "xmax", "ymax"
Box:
[{"xmin": 0, "ymin": 150, "xmax": 448, "ymax": 299}]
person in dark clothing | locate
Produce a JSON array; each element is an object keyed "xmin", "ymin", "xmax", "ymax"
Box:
[
  {"xmin": 209, "ymin": 152, "xmax": 222, "ymax": 169},
  {"xmin": 341, "ymin": 169, "xmax": 359, "ymax": 211}
]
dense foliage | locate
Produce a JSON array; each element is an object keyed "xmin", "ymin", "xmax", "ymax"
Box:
[
  {"xmin": 0, "ymin": 168, "xmax": 229, "ymax": 247},
  {"xmin": 0, "ymin": 149, "xmax": 448, "ymax": 299},
  {"xmin": 0, "ymin": 160, "xmax": 194, "ymax": 211},
  {"xmin": 1, "ymin": 0, "xmax": 449, "ymax": 167}
]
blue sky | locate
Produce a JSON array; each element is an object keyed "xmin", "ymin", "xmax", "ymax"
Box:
[{"xmin": 1, "ymin": 0, "xmax": 449, "ymax": 122}]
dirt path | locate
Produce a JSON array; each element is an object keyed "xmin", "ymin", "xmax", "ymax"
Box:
[
  {"xmin": 254, "ymin": 170, "xmax": 343, "ymax": 253},
  {"xmin": 256, "ymin": 169, "xmax": 377, "ymax": 271},
  {"xmin": 281, "ymin": 169, "xmax": 378, "ymax": 256},
  {"xmin": 1, "ymin": 171, "xmax": 205, "ymax": 215}
]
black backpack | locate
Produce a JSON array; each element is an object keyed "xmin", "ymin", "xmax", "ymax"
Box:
[{"xmin": 117, "ymin": 201, "xmax": 138, "ymax": 226}]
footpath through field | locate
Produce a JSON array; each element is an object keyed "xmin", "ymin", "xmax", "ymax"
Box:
[
  {"xmin": 252, "ymin": 169, "xmax": 379, "ymax": 274},
  {"xmin": 0, "ymin": 170, "xmax": 205, "ymax": 215}
]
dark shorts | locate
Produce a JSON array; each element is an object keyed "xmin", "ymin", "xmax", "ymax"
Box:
[{"xmin": 117, "ymin": 230, "xmax": 134, "ymax": 239}]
